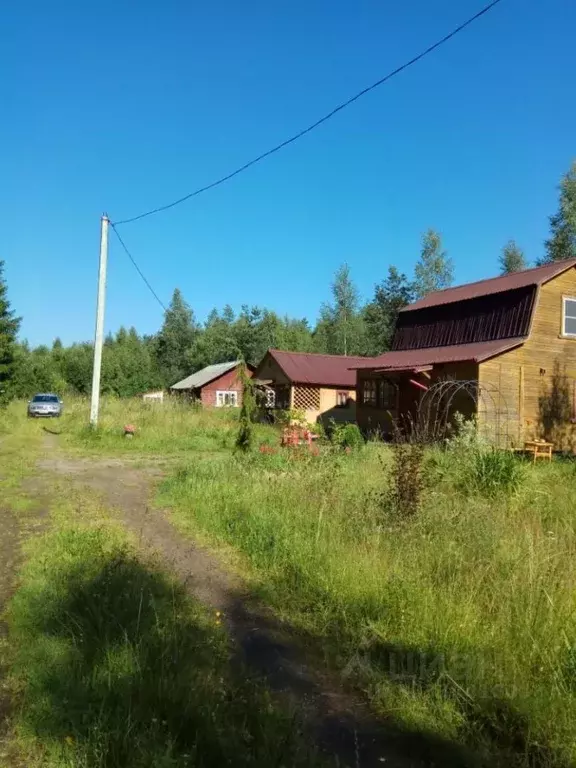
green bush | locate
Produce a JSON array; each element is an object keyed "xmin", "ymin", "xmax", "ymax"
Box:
[
  {"xmin": 330, "ymin": 422, "xmax": 364, "ymax": 450},
  {"xmin": 386, "ymin": 442, "xmax": 425, "ymax": 518}
]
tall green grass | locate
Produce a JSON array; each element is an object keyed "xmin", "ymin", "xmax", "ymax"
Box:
[
  {"xmin": 54, "ymin": 396, "xmax": 278, "ymax": 456},
  {"xmin": 1, "ymin": 409, "xmax": 318, "ymax": 766},
  {"xmin": 7, "ymin": 519, "xmax": 319, "ymax": 767},
  {"xmin": 0, "ymin": 402, "xmax": 44, "ymax": 506},
  {"xmin": 160, "ymin": 446, "xmax": 576, "ymax": 767}
]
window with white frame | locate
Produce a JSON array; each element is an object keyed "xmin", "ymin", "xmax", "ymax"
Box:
[
  {"xmin": 563, "ymin": 297, "xmax": 576, "ymax": 337},
  {"xmin": 216, "ymin": 390, "xmax": 238, "ymax": 407}
]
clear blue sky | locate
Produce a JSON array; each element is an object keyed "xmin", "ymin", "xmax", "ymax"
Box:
[{"xmin": 2, "ymin": 0, "xmax": 574, "ymax": 346}]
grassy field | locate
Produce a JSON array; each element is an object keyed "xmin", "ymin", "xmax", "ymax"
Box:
[
  {"xmin": 154, "ymin": 413, "xmax": 576, "ymax": 767},
  {"xmin": 5, "ymin": 397, "xmax": 576, "ymax": 766},
  {"xmin": 0, "ymin": 403, "xmax": 319, "ymax": 767},
  {"xmin": 55, "ymin": 396, "xmax": 278, "ymax": 457}
]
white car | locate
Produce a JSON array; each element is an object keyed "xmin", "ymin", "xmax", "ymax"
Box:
[{"xmin": 27, "ymin": 393, "xmax": 63, "ymax": 418}]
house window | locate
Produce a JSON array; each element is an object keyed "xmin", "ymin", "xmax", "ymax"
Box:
[
  {"xmin": 378, "ymin": 380, "xmax": 397, "ymax": 410},
  {"xmin": 362, "ymin": 379, "xmax": 377, "ymax": 407},
  {"xmin": 336, "ymin": 391, "xmax": 350, "ymax": 408},
  {"xmin": 216, "ymin": 390, "xmax": 238, "ymax": 407},
  {"xmin": 563, "ymin": 297, "xmax": 576, "ymax": 337}
]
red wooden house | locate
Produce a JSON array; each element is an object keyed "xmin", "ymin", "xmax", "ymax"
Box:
[{"xmin": 170, "ymin": 361, "xmax": 253, "ymax": 407}]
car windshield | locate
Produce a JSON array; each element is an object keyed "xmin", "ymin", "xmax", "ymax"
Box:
[{"xmin": 32, "ymin": 395, "xmax": 59, "ymax": 403}]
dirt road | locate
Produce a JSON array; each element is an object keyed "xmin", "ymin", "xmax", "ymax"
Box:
[{"xmin": 27, "ymin": 436, "xmax": 463, "ymax": 767}]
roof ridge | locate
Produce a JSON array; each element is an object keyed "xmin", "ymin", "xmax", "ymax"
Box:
[
  {"xmin": 419, "ymin": 258, "xmax": 576, "ymax": 299},
  {"xmin": 270, "ymin": 348, "xmax": 367, "ymax": 360},
  {"xmin": 170, "ymin": 359, "xmax": 242, "ymax": 390},
  {"xmin": 204, "ymin": 359, "xmax": 241, "ymax": 367},
  {"xmin": 401, "ymin": 258, "xmax": 576, "ymax": 313}
]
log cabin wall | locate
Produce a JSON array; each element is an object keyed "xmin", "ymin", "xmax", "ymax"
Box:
[{"xmin": 479, "ymin": 267, "xmax": 576, "ymax": 449}]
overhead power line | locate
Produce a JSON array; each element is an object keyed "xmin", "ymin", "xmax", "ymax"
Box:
[
  {"xmin": 113, "ymin": 0, "xmax": 503, "ymax": 226},
  {"xmin": 110, "ymin": 223, "xmax": 167, "ymax": 311}
]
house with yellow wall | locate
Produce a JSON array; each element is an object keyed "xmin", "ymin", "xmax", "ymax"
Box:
[
  {"xmin": 354, "ymin": 258, "xmax": 576, "ymax": 449},
  {"xmin": 254, "ymin": 349, "xmax": 366, "ymax": 426}
]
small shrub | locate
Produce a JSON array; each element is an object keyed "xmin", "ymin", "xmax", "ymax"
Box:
[
  {"xmin": 235, "ymin": 364, "xmax": 256, "ymax": 452},
  {"xmin": 331, "ymin": 423, "xmax": 364, "ymax": 450},
  {"xmin": 387, "ymin": 442, "xmax": 425, "ymax": 518},
  {"xmin": 308, "ymin": 421, "xmax": 326, "ymax": 441},
  {"xmin": 445, "ymin": 413, "xmax": 488, "ymax": 453}
]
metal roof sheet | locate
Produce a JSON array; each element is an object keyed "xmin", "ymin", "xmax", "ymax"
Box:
[
  {"xmin": 170, "ymin": 360, "xmax": 242, "ymax": 390},
  {"xmin": 402, "ymin": 259, "xmax": 576, "ymax": 312},
  {"xmin": 267, "ymin": 349, "xmax": 367, "ymax": 388},
  {"xmin": 351, "ymin": 338, "xmax": 526, "ymax": 371}
]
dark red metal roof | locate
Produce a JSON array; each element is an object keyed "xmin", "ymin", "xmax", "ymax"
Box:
[
  {"xmin": 268, "ymin": 349, "xmax": 367, "ymax": 387},
  {"xmin": 402, "ymin": 259, "xmax": 576, "ymax": 312},
  {"xmin": 351, "ymin": 338, "xmax": 526, "ymax": 371}
]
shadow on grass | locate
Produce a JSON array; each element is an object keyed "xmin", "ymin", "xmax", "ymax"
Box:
[
  {"xmin": 41, "ymin": 426, "xmax": 63, "ymax": 436},
  {"xmin": 8, "ymin": 528, "xmax": 317, "ymax": 767},
  {"xmin": 221, "ymin": 592, "xmax": 477, "ymax": 768},
  {"xmin": 355, "ymin": 639, "xmax": 573, "ymax": 768},
  {"xmin": 230, "ymin": 560, "xmax": 573, "ymax": 768},
  {"xmin": 8, "ymin": 523, "xmax": 573, "ymax": 768}
]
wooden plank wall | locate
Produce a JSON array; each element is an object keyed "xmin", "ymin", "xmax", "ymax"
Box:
[
  {"xmin": 253, "ymin": 353, "xmax": 292, "ymax": 386},
  {"xmin": 479, "ymin": 267, "xmax": 576, "ymax": 449}
]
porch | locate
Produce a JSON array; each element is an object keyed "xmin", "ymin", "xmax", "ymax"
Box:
[{"xmin": 356, "ymin": 364, "xmax": 479, "ymax": 441}]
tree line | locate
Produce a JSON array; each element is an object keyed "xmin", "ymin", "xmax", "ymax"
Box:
[{"xmin": 1, "ymin": 160, "xmax": 575, "ymax": 403}]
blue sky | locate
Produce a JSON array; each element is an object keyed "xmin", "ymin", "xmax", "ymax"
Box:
[{"xmin": 2, "ymin": 0, "xmax": 575, "ymax": 346}]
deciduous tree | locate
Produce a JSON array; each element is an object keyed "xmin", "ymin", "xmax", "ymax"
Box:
[
  {"xmin": 540, "ymin": 161, "xmax": 576, "ymax": 264},
  {"xmin": 499, "ymin": 240, "xmax": 527, "ymax": 274},
  {"xmin": 315, "ymin": 264, "xmax": 365, "ymax": 355},
  {"xmin": 414, "ymin": 230, "xmax": 453, "ymax": 299}
]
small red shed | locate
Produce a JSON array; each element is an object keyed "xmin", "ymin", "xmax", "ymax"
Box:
[{"xmin": 170, "ymin": 361, "xmax": 253, "ymax": 407}]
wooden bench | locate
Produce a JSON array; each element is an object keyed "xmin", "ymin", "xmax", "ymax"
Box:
[{"xmin": 524, "ymin": 440, "xmax": 554, "ymax": 462}]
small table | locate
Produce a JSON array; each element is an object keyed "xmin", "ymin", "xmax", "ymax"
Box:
[{"xmin": 524, "ymin": 440, "xmax": 554, "ymax": 462}]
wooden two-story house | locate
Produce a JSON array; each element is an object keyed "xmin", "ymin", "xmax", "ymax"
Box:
[{"xmin": 355, "ymin": 258, "xmax": 576, "ymax": 448}]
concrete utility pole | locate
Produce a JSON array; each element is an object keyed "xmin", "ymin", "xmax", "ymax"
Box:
[{"xmin": 89, "ymin": 214, "xmax": 109, "ymax": 427}]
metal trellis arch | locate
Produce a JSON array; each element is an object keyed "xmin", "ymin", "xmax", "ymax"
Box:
[{"xmin": 411, "ymin": 378, "xmax": 512, "ymax": 446}]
